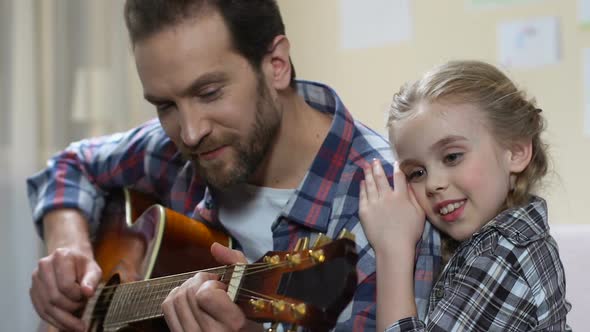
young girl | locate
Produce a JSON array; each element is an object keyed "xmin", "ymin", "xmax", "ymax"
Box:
[{"xmin": 360, "ymin": 60, "xmax": 571, "ymax": 331}]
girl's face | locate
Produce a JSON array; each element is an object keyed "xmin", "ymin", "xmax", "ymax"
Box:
[{"xmin": 390, "ymin": 101, "xmax": 526, "ymax": 241}]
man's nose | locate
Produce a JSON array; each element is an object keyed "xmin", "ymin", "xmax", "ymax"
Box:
[{"xmin": 178, "ymin": 104, "xmax": 211, "ymax": 148}]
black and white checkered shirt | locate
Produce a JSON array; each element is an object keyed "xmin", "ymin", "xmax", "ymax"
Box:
[{"xmin": 386, "ymin": 196, "xmax": 571, "ymax": 331}]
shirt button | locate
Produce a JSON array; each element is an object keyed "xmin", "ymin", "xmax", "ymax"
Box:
[{"xmin": 435, "ymin": 288, "xmax": 445, "ymax": 299}]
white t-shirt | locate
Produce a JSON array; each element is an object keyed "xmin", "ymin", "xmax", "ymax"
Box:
[{"xmin": 216, "ymin": 184, "xmax": 295, "ymax": 262}]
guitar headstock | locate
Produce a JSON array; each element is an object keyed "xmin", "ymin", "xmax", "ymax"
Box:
[{"xmin": 230, "ymin": 230, "xmax": 358, "ymax": 332}]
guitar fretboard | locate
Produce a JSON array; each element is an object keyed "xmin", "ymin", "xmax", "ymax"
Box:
[{"xmin": 100, "ymin": 267, "xmax": 232, "ymax": 328}]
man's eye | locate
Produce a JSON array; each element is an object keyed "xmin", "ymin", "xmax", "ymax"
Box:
[
  {"xmin": 199, "ymin": 88, "xmax": 222, "ymax": 101},
  {"xmin": 156, "ymin": 103, "xmax": 174, "ymax": 113},
  {"xmin": 444, "ymin": 153, "xmax": 463, "ymax": 165}
]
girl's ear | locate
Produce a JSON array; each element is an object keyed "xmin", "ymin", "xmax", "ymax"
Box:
[{"xmin": 508, "ymin": 140, "xmax": 533, "ymax": 173}]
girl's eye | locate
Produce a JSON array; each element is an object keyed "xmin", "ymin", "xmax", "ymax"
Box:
[
  {"xmin": 444, "ymin": 152, "xmax": 463, "ymax": 165},
  {"xmin": 407, "ymin": 168, "xmax": 426, "ymax": 182}
]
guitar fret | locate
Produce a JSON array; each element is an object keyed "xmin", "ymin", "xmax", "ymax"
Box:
[
  {"xmin": 105, "ymin": 275, "xmax": 189, "ymax": 326},
  {"xmin": 125, "ymin": 283, "xmax": 136, "ymax": 322},
  {"xmin": 107, "ymin": 285, "xmax": 124, "ymax": 324},
  {"xmin": 126, "ymin": 282, "xmax": 140, "ymax": 321},
  {"xmin": 105, "ymin": 283, "xmax": 128, "ymax": 326},
  {"xmin": 147, "ymin": 280, "xmax": 156, "ymax": 318}
]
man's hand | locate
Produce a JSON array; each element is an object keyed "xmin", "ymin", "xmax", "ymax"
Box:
[
  {"xmin": 162, "ymin": 243, "xmax": 262, "ymax": 332},
  {"xmin": 30, "ymin": 209, "xmax": 102, "ymax": 332}
]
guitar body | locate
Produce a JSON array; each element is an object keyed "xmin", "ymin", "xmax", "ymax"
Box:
[
  {"xmin": 45, "ymin": 189, "xmax": 230, "ymax": 332},
  {"xmin": 93, "ymin": 189, "xmax": 230, "ymax": 284}
]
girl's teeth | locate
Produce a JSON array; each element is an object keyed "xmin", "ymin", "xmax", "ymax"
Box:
[{"xmin": 439, "ymin": 201, "xmax": 464, "ymax": 215}]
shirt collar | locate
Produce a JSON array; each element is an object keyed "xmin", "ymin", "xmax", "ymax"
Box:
[
  {"xmin": 281, "ymin": 80, "xmax": 356, "ymax": 232},
  {"xmin": 480, "ymin": 196, "xmax": 549, "ymax": 245}
]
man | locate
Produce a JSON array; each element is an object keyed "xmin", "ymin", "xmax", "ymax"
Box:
[{"xmin": 28, "ymin": 1, "xmax": 441, "ymax": 331}]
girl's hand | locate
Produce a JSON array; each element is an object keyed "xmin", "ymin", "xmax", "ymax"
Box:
[{"xmin": 359, "ymin": 160, "xmax": 425, "ymax": 255}]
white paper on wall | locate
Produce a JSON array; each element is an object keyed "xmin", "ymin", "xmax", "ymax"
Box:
[
  {"xmin": 579, "ymin": 0, "xmax": 590, "ymax": 27},
  {"xmin": 467, "ymin": 0, "xmax": 545, "ymax": 10},
  {"xmin": 340, "ymin": 0, "xmax": 412, "ymax": 50},
  {"xmin": 584, "ymin": 48, "xmax": 590, "ymax": 137},
  {"xmin": 497, "ymin": 16, "xmax": 561, "ymax": 69}
]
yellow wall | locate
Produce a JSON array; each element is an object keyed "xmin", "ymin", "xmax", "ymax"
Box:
[{"xmin": 278, "ymin": 0, "xmax": 590, "ymax": 224}]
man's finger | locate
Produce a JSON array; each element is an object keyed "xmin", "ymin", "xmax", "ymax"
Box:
[
  {"xmin": 79, "ymin": 261, "xmax": 102, "ymax": 298},
  {"xmin": 173, "ymin": 287, "xmax": 201, "ymax": 332},
  {"xmin": 210, "ymin": 242, "xmax": 247, "ymax": 265},
  {"xmin": 45, "ymin": 304, "xmax": 86, "ymax": 332},
  {"xmin": 54, "ymin": 254, "xmax": 83, "ymax": 301},
  {"xmin": 162, "ymin": 287, "xmax": 185, "ymax": 332},
  {"xmin": 197, "ymin": 281, "xmax": 246, "ymax": 331}
]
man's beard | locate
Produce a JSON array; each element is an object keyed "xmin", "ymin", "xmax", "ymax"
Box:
[{"xmin": 190, "ymin": 77, "xmax": 281, "ymax": 189}]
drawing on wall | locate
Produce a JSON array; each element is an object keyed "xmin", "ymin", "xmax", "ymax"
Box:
[
  {"xmin": 584, "ymin": 48, "xmax": 590, "ymax": 137},
  {"xmin": 340, "ymin": 0, "xmax": 412, "ymax": 50},
  {"xmin": 467, "ymin": 0, "xmax": 546, "ymax": 9},
  {"xmin": 579, "ymin": 0, "xmax": 590, "ymax": 28},
  {"xmin": 497, "ymin": 16, "xmax": 560, "ymax": 69}
]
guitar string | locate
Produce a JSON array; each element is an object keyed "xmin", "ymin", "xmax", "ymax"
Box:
[
  {"xmin": 85, "ymin": 260, "xmax": 308, "ymax": 324},
  {"xmin": 84, "ymin": 257, "xmax": 318, "ymax": 322},
  {"xmin": 85, "ymin": 260, "xmax": 290, "ymax": 308},
  {"xmin": 86, "ymin": 258, "xmax": 304, "ymax": 312},
  {"xmin": 101, "ymin": 292, "xmax": 301, "ymax": 327},
  {"xmin": 85, "ymin": 252, "xmax": 316, "ymax": 306}
]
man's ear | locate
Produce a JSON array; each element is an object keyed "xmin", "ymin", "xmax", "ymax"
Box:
[
  {"xmin": 262, "ymin": 35, "xmax": 292, "ymax": 90},
  {"xmin": 508, "ymin": 140, "xmax": 533, "ymax": 173}
]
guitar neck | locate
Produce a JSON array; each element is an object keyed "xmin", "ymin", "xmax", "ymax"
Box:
[
  {"xmin": 94, "ymin": 266, "xmax": 233, "ymax": 327},
  {"xmin": 81, "ymin": 226, "xmax": 358, "ymax": 331}
]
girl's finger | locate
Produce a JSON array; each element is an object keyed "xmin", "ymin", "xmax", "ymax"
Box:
[
  {"xmin": 363, "ymin": 164, "xmax": 378, "ymax": 200},
  {"xmin": 372, "ymin": 159, "xmax": 392, "ymax": 194},
  {"xmin": 392, "ymin": 162, "xmax": 408, "ymax": 195},
  {"xmin": 359, "ymin": 180, "xmax": 367, "ymax": 205}
]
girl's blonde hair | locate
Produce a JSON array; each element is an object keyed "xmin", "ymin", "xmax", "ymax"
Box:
[{"xmin": 388, "ymin": 60, "xmax": 548, "ymax": 207}]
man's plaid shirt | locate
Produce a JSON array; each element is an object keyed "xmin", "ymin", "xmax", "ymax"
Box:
[
  {"xmin": 386, "ymin": 197, "xmax": 571, "ymax": 332},
  {"xmin": 27, "ymin": 80, "xmax": 442, "ymax": 331}
]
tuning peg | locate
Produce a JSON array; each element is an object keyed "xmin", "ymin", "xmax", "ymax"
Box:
[
  {"xmin": 285, "ymin": 253, "xmax": 302, "ymax": 266},
  {"xmin": 309, "ymin": 249, "xmax": 325, "ymax": 263},
  {"xmin": 312, "ymin": 233, "xmax": 332, "ymax": 248},
  {"xmin": 271, "ymin": 300, "xmax": 287, "ymax": 315},
  {"xmin": 263, "ymin": 254, "xmax": 280, "ymax": 265},
  {"xmin": 290, "ymin": 303, "xmax": 306, "ymax": 319},
  {"xmin": 249, "ymin": 298, "xmax": 266, "ymax": 312},
  {"xmin": 337, "ymin": 228, "xmax": 356, "ymax": 241},
  {"xmin": 266, "ymin": 322, "xmax": 280, "ymax": 332},
  {"xmin": 294, "ymin": 237, "xmax": 309, "ymax": 251}
]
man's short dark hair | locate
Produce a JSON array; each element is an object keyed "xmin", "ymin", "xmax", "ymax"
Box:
[{"xmin": 124, "ymin": 0, "xmax": 296, "ymax": 87}]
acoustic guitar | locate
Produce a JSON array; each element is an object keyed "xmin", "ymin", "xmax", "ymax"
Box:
[{"xmin": 42, "ymin": 189, "xmax": 358, "ymax": 331}]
